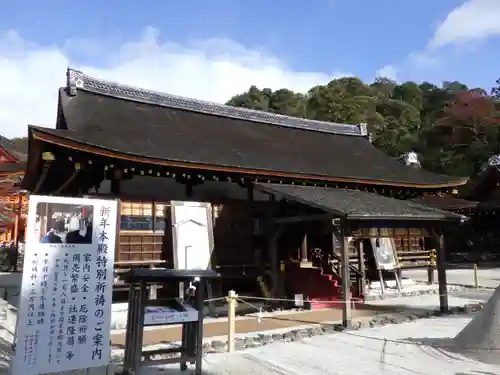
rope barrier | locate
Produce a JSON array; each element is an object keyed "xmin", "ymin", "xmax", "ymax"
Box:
[
  {"xmin": 229, "ymin": 286, "xmax": 482, "ymax": 305},
  {"xmin": 235, "ymin": 297, "xmax": 264, "ymax": 321},
  {"xmin": 235, "ymin": 296, "xmax": 262, "ymax": 310},
  {"xmin": 215, "ymin": 285, "xmax": 492, "ymax": 356},
  {"xmin": 235, "ymin": 295, "xmax": 359, "ymax": 308},
  {"xmin": 203, "ymin": 297, "xmax": 227, "ymax": 303}
]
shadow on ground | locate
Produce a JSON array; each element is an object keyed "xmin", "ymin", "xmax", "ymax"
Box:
[
  {"xmin": 406, "ymin": 335, "xmax": 500, "ymax": 370},
  {"xmin": 446, "ymin": 262, "xmax": 500, "ymax": 270},
  {"xmin": 405, "ymin": 336, "xmax": 456, "ymax": 351},
  {"xmin": 448, "ymin": 290, "xmax": 492, "ymax": 302}
]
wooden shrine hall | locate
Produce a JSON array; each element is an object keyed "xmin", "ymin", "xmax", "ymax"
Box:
[
  {"xmin": 437, "ymin": 155, "xmax": 500, "ymax": 263},
  {"xmin": 406, "ymin": 153, "xmax": 500, "ymax": 264},
  {"xmin": 20, "ymin": 68, "xmax": 469, "ymax": 322},
  {"xmin": 0, "ymin": 139, "xmax": 27, "ymax": 243}
]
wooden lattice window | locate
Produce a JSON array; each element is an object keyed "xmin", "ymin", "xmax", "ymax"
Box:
[
  {"xmin": 154, "ymin": 203, "xmax": 168, "ymax": 232},
  {"xmin": 120, "ymin": 201, "xmax": 153, "ymax": 231},
  {"xmin": 120, "ymin": 201, "xmax": 170, "ymax": 232},
  {"xmin": 392, "ymin": 228, "xmax": 408, "ymax": 253},
  {"xmin": 409, "ymin": 228, "xmax": 425, "ymax": 251}
]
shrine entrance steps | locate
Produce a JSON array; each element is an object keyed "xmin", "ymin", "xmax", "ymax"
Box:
[{"xmin": 285, "ymin": 264, "xmax": 363, "ymax": 310}]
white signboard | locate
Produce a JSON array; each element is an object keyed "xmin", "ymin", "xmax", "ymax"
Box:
[
  {"xmin": 171, "ymin": 201, "xmax": 213, "ymax": 270},
  {"xmin": 12, "ymin": 195, "xmax": 118, "ymax": 375},
  {"xmin": 144, "ymin": 305, "xmax": 198, "ymax": 325},
  {"xmin": 370, "ymin": 237, "xmax": 399, "ymax": 270},
  {"xmin": 294, "ymin": 294, "xmax": 304, "ymax": 307}
]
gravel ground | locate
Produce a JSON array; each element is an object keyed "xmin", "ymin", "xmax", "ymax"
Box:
[
  {"xmin": 1, "ymin": 271, "xmax": 498, "ymax": 375},
  {"xmin": 404, "ymin": 268, "xmax": 500, "ymax": 289},
  {"xmin": 140, "ymin": 315, "xmax": 500, "ymax": 375},
  {"xmin": 368, "ymin": 287, "xmax": 493, "ymax": 310}
]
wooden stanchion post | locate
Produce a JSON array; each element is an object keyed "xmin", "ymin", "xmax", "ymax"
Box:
[
  {"xmin": 428, "ymin": 249, "xmax": 436, "ymax": 285},
  {"xmin": 227, "ymin": 290, "xmax": 237, "ymax": 353},
  {"xmin": 148, "ymin": 265, "xmax": 158, "ymax": 300},
  {"xmin": 473, "ymin": 264, "xmax": 478, "ymax": 288}
]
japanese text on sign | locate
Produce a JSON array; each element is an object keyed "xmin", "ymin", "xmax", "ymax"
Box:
[{"xmin": 12, "ymin": 196, "xmax": 118, "ymax": 375}]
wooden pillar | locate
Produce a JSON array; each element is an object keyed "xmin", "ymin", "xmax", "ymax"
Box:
[
  {"xmin": 357, "ymin": 239, "xmax": 366, "ymax": 297},
  {"xmin": 270, "ymin": 228, "xmax": 278, "ymax": 298},
  {"xmin": 338, "ymin": 219, "xmax": 351, "ymax": 327},
  {"xmin": 13, "ymin": 194, "xmax": 22, "ymax": 245},
  {"xmin": 247, "ymin": 182, "xmax": 256, "ymax": 264},
  {"xmin": 148, "ymin": 264, "xmax": 158, "ymax": 300},
  {"xmin": 435, "ymin": 230, "xmax": 448, "ymax": 313},
  {"xmin": 39, "ymin": 203, "xmax": 49, "ymax": 234},
  {"xmin": 427, "ymin": 262, "xmax": 435, "ymax": 284},
  {"xmin": 270, "ymin": 225, "xmax": 284, "ymax": 298},
  {"xmin": 300, "ymin": 232, "xmax": 308, "ymax": 262},
  {"xmin": 110, "ymin": 177, "xmax": 122, "ymax": 195},
  {"xmin": 185, "ymin": 183, "xmax": 193, "ymax": 198}
]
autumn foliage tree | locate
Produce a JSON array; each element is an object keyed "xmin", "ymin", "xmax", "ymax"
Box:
[{"xmin": 433, "ymin": 91, "xmax": 498, "ymax": 144}]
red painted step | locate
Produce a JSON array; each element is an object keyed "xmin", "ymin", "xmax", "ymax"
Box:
[{"xmin": 285, "ymin": 264, "xmax": 363, "ymax": 310}]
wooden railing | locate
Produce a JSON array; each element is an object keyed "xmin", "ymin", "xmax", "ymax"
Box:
[{"xmin": 397, "ymin": 249, "xmax": 433, "ymax": 268}]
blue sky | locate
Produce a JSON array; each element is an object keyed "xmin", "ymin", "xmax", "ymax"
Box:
[{"xmin": 0, "ymin": 0, "xmax": 500, "ymax": 137}]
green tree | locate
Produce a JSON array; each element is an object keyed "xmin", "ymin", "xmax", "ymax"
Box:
[
  {"xmin": 370, "ymin": 77, "xmax": 397, "ymax": 100},
  {"xmin": 392, "ymin": 82, "xmax": 423, "ymax": 110}
]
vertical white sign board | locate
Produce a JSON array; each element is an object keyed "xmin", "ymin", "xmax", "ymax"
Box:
[
  {"xmin": 171, "ymin": 201, "xmax": 213, "ymax": 270},
  {"xmin": 370, "ymin": 237, "xmax": 398, "ymax": 270},
  {"xmin": 12, "ymin": 195, "xmax": 118, "ymax": 375}
]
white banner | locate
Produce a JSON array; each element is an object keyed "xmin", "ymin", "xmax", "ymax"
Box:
[{"xmin": 12, "ymin": 195, "xmax": 118, "ymax": 375}]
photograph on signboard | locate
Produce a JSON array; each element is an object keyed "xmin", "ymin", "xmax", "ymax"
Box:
[
  {"xmin": 370, "ymin": 237, "xmax": 399, "ymax": 270},
  {"xmin": 12, "ymin": 195, "xmax": 118, "ymax": 375},
  {"xmin": 35, "ymin": 202, "xmax": 94, "ymax": 244}
]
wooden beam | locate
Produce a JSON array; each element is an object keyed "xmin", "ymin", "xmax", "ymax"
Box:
[
  {"xmin": 33, "ymin": 161, "xmax": 51, "ymax": 193},
  {"xmin": 332, "ymin": 222, "xmax": 341, "ymax": 239},
  {"xmin": 54, "ymin": 164, "xmax": 81, "ymax": 195},
  {"xmin": 273, "ymin": 213, "xmax": 333, "ymax": 224}
]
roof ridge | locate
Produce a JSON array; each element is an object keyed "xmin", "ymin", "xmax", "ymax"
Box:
[
  {"xmin": 65, "ymin": 68, "xmax": 367, "ymax": 137},
  {"xmin": 0, "ymin": 136, "xmax": 21, "ymax": 162}
]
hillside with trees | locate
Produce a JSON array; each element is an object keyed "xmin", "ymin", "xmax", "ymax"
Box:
[{"xmin": 227, "ymin": 77, "xmax": 500, "ymax": 177}]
